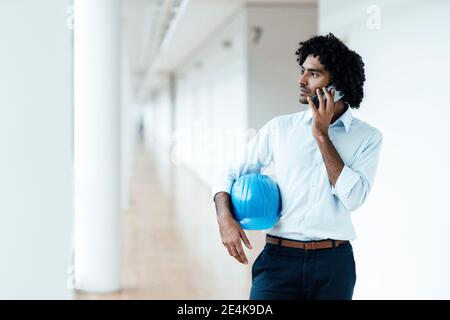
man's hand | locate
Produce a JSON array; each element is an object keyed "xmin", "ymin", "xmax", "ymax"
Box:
[
  {"xmin": 307, "ymin": 87, "xmax": 335, "ymax": 139},
  {"xmin": 217, "ymin": 213, "xmax": 252, "ymax": 264}
]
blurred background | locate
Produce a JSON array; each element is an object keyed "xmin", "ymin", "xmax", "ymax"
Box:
[{"xmin": 1, "ymin": 0, "xmax": 450, "ymax": 299}]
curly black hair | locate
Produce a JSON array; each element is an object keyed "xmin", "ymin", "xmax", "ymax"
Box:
[{"xmin": 295, "ymin": 33, "xmax": 366, "ymax": 109}]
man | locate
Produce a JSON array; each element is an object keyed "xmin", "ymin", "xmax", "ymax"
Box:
[{"xmin": 212, "ymin": 33, "xmax": 383, "ymax": 300}]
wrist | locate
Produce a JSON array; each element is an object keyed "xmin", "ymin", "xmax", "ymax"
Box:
[
  {"xmin": 217, "ymin": 210, "xmax": 233, "ymax": 223},
  {"xmin": 315, "ymin": 134, "xmax": 329, "ymax": 142}
]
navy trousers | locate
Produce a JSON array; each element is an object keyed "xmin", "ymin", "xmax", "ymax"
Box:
[{"xmin": 249, "ymin": 237, "xmax": 356, "ymax": 300}]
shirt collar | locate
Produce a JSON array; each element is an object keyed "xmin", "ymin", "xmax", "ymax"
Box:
[{"xmin": 302, "ymin": 102, "xmax": 353, "ymax": 133}]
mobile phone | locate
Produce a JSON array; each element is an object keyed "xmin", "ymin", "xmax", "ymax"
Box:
[{"xmin": 311, "ymin": 84, "xmax": 344, "ymax": 107}]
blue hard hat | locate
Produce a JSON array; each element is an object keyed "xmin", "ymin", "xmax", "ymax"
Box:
[{"xmin": 230, "ymin": 173, "xmax": 282, "ymax": 230}]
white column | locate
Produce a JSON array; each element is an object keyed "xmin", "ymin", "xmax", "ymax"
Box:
[
  {"xmin": 121, "ymin": 32, "xmax": 134, "ymax": 213},
  {"xmin": 74, "ymin": 0, "xmax": 121, "ymax": 292}
]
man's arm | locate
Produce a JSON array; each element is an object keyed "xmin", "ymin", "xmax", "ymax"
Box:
[
  {"xmin": 307, "ymin": 88, "xmax": 345, "ymax": 187},
  {"xmin": 315, "ymin": 135, "xmax": 344, "ymax": 187},
  {"xmin": 214, "ymin": 192, "xmax": 252, "ymax": 265},
  {"xmin": 307, "ymin": 88, "xmax": 383, "ymax": 211},
  {"xmin": 212, "ymin": 118, "xmax": 278, "ymax": 264},
  {"xmin": 214, "ymin": 191, "xmax": 233, "ymax": 219}
]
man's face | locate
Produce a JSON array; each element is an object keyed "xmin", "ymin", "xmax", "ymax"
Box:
[{"xmin": 298, "ymin": 54, "xmax": 331, "ymax": 105}]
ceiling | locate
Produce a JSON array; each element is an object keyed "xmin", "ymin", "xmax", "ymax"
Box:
[{"xmin": 121, "ymin": 0, "xmax": 317, "ymax": 101}]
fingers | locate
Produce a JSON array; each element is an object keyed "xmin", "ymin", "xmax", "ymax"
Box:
[
  {"xmin": 222, "ymin": 239, "xmax": 249, "ymax": 264},
  {"xmin": 219, "ymin": 220, "xmax": 251, "ymax": 265},
  {"xmin": 235, "ymin": 242, "xmax": 249, "ymax": 264},
  {"xmin": 322, "ymin": 87, "xmax": 335, "ymax": 112},
  {"xmin": 322, "ymin": 86, "xmax": 331, "ymax": 101},
  {"xmin": 306, "ymin": 96, "xmax": 319, "ymax": 117},
  {"xmin": 224, "ymin": 243, "xmax": 240, "ymax": 261},
  {"xmin": 240, "ymin": 230, "xmax": 253, "ymax": 250},
  {"xmin": 316, "ymin": 88, "xmax": 324, "ymax": 109},
  {"xmin": 224, "ymin": 243, "xmax": 248, "ymax": 264}
]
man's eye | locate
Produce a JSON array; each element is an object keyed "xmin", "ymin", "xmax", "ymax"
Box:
[{"xmin": 312, "ymin": 73, "xmax": 317, "ymax": 78}]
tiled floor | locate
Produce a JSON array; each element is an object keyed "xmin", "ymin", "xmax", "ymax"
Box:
[{"xmin": 77, "ymin": 139, "xmax": 265, "ymax": 300}]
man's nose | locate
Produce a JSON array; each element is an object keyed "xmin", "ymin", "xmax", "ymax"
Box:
[{"xmin": 298, "ymin": 74, "xmax": 307, "ymax": 86}]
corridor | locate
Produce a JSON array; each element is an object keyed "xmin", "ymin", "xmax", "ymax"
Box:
[
  {"xmin": 77, "ymin": 138, "xmax": 265, "ymax": 300},
  {"xmin": 3, "ymin": 0, "xmax": 450, "ymax": 300}
]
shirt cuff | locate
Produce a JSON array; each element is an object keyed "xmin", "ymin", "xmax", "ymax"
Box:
[{"xmin": 331, "ymin": 165, "xmax": 360, "ymax": 196}]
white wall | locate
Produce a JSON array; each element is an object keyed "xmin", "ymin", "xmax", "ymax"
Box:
[
  {"xmin": 172, "ymin": 11, "xmax": 251, "ymax": 296},
  {"xmin": 247, "ymin": 3, "xmax": 317, "ymax": 129},
  {"xmin": 166, "ymin": 4, "xmax": 318, "ymax": 186},
  {"xmin": 173, "ymin": 9, "xmax": 248, "ymax": 186},
  {"xmin": 319, "ymin": 0, "xmax": 450, "ymax": 299},
  {"xmin": 0, "ymin": 0, "xmax": 74, "ymax": 299},
  {"xmin": 143, "ymin": 77, "xmax": 176, "ymax": 196},
  {"xmin": 152, "ymin": 83, "xmax": 175, "ymax": 150}
]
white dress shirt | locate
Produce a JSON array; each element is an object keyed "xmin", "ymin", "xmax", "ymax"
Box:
[{"xmin": 212, "ymin": 104, "xmax": 383, "ymax": 241}]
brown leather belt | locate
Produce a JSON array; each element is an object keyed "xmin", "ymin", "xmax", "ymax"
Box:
[{"xmin": 266, "ymin": 234, "xmax": 348, "ymax": 250}]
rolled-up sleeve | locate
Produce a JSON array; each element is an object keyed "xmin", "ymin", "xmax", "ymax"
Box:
[
  {"xmin": 331, "ymin": 131, "xmax": 383, "ymax": 211},
  {"xmin": 211, "ymin": 118, "xmax": 278, "ymax": 201}
]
